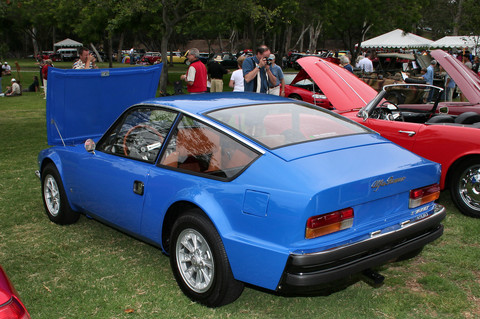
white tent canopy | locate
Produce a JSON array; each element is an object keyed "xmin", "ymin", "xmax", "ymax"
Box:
[
  {"xmin": 54, "ymin": 38, "xmax": 83, "ymax": 48},
  {"xmin": 430, "ymin": 36, "xmax": 479, "ymax": 49},
  {"xmin": 359, "ymin": 29, "xmax": 434, "ymax": 49}
]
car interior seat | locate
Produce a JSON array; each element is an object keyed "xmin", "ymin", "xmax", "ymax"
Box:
[
  {"xmin": 454, "ymin": 112, "xmax": 480, "ymax": 124},
  {"xmin": 426, "ymin": 114, "xmax": 455, "ymax": 124}
]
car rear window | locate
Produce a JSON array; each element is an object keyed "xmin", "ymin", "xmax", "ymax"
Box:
[
  {"xmin": 159, "ymin": 115, "xmax": 260, "ymax": 179},
  {"xmin": 207, "ymin": 102, "xmax": 369, "ymax": 148}
]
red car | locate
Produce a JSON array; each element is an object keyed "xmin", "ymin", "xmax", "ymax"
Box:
[
  {"xmin": 297, "ymin": 56, "xmax": 480, "ymax": 218},
  {"xmin": 397, "ymin": 49, "xmax": 480, "ymax": 116},
  {"xmin": 142, "ymin": 52, "xmax": 162, "ymax": 65},
  {"xmin": 284, "ymin": 72, "xmax": 333, "ymax": 109},
  {"xmin": 0, "ymin": 266, "xmax": 30, "ymax": 319}
]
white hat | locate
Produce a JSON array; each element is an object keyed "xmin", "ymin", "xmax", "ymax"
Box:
[
  {"xmin": 4, "ymin": 62, "xmax": 7, "ymax": 65},
  {"xmin": 214, "ymin": 55, "xmax": 222, "ymax": 62},
  {"xmin": 11, "ymin": 78, "xmax": 16, "ymax": 82},
  {"xmin": 269, "ymin": 54, "xmax": 275, "ymax": 60}
]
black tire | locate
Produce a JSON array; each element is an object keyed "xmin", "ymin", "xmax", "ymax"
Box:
[
  {"xmin": 169, "ymin": 209, "xmax": 244, "ymax": 307},
  {"xmin": 449, "ymin": 157, "xmax": 480, "ymax": 218},
  {"xmin": 41, "ymin": 163, "xmax": 80, "ymax": 225}
]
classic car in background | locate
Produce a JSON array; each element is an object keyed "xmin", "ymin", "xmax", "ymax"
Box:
[
  {"xmin": 37, "ymin": 71, "xmax": 445, "ymax": 306},
  {"xmin": 297, "ymin": 56, "xmax": 480, "ymax": 218},
  {"xmin": 398, "ymin": 49, "xmax": 480, "ymax": 115},
  {"xmin": 142, "ymin": 52, "xmax": 162, "ymax": 64},
  {"xmin": 284, "ymin": 72, "xmax": 333, "ymax": 109},
  {"xmin": 0, "ymin": 266, "xmax": 30, "ymax": 319}
]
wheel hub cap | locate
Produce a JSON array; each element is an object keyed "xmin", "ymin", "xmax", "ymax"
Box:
[
  {"xmin": 460, "ymin": 167, "xmax": 480, "ymax": 210},
  {"xmin": 176, "ymin": 229, "xmax": 214, "ymax": 293}
]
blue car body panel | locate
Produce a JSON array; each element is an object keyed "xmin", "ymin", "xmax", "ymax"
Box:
[{"xmin": 38, "ymin": 81, "xmax": 444, "ymax": 292}]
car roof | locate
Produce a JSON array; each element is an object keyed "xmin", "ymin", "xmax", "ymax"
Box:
[{"xmin": 141, "ymin": 92, "xmax": 290, "ymax": 114}]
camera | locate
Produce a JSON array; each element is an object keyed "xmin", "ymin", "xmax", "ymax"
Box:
[{"xmin": 267, "ymin": 58, "xmax": 273, "ymax": 65}]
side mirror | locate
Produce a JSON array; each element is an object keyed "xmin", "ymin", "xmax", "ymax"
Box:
[
  {"xmin": 84, "ymin": 139, "xmax": 96, "ymax": 153},
  {"xmin": 438, "ymin": 106, "xmax": 449, "ymax": 114}
]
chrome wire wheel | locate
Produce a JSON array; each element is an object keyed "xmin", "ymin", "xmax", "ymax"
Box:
[
  {"xmin": 43, "ymin": 174, "xmax": 60, "ymax": 217},
  {"xmin": 458, "ymin": 165, "xmax": 480, "ymax": 212},
  {"xmin": 175, "ymin": 228, "xmax": 214, "ymax": 293}
]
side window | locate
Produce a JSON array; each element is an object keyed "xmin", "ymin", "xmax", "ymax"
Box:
[
  {"xmin": 97, "ymin": 107, "xmax": 177, "ymax": 163},
  {"xmin": 159, "ymin": 115, "xmax": 260, "ymax": 179}
]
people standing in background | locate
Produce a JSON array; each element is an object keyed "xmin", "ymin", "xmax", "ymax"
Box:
[
  {"xmin": 42, "ymin": 59, "xmax": 53, "ymax": 99},
  {"xmin": 339, "ymin": 55, "xmax": 354, "ymax": 73},
  {"xmin": 73, "ymin": 47, "xmax": 98, "ymax": 69},
  {"xmin": 243, "ymin": 45, "xmax": 277, "ymax": 93},
  {"xmin": 267, "ymin": 54, "xmax": 285, "ymax": 96},
  {"xmin": 129, "ymin": 47, "xmax": 135, "ymax": 65},
  {"xmin": 357, "ymin": 52, "xmax": 373, "ymax": 73},
  {"xmin": 180, "ymin": 48, "xmax": 208, "ymax": 94},
  {"xmin": 229, "ymin": 56, "xmax": 245, "ymax": 92},
  {"xmin": 472, "ymin": 56, "xmax": 479, "ymax": 74},
  {"xmin": 207, "ymin": 56, "xmax": 228, "ymax": 92}
]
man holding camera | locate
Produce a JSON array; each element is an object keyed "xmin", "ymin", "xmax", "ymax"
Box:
[
  {"xmin": 243, "ymin": 45, "xmax": 277, "ymax": 93},
  {"xmin": 266, "ymin": 54, "xmax": 285, "ymax": 96},
  {"xmin": 73, "ymin": 47, "xmax": 98, "ymax": 69}
]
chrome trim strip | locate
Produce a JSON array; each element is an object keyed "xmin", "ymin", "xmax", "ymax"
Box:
[
  {"xmin": 293, "ymin": 204, "xmax": 445, "ymax": 257},
  {"xmin": 136, "ymin": 102, "xmax": 266, "ymax": 155}
]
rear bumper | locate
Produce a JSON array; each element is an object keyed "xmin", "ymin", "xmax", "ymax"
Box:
[{"xmin": 278, "ymin": 204, "xmax": 445, "ymax": 292}]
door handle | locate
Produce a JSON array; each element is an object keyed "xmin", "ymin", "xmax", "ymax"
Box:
[
  {"xmin": 133, "ymin": 180, "xmax": 144, "ymax": 195},
  {"xmin": 398, "ymin": 130, "xmax": 416, "ymax": 137}
]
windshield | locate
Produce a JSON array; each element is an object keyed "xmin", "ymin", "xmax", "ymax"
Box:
[{"xmin": 207, "ymin": 102, "xmax": 369, "ymax": 149}]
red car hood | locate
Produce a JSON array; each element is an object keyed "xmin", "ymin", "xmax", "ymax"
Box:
[
  {"xmin": 296, "ymin": 57, "xmax": 378, "ymax": 110},
  {"xmin": 431, "ymin": 49, "xmax": 480, "ymax": 105}
]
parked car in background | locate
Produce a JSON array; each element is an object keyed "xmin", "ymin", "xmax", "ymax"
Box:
[
  {"xmin": 165, "ymin": 51, "xmax": 186, "ymax": 64},
  {"xmin": 142, "ymin": 52, "xmax": 162, "ymax": 64},
  {"xmin": 57, "ymin": 48, "xmax": 78, "ymax": 61},
  {"xmin": 37, "ymin": 65, "xmax": 445, "ymax": 306},
  {"xmin": 394, "ymin": 49, "xmax": 480, "ymax": 116},
  {"xmin": 0, "ymin": 266, "xmax": 30, "ymax": 319},
  {"xmin": 297, "ymin": 55, "xmax": 480, "ymax": 218},
  {"xmin": 284, "ymin": 72, "xmax": 332, "ymax": 109}
]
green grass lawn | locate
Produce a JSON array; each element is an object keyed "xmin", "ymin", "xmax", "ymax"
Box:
[{"xmin": 0, "ymin": 88, "xmax": 479, "ymax": 318}]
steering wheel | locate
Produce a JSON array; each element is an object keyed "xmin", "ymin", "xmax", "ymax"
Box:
[
  {"xmin": 123, "ymin": 125, "xmax": 164, "ymax": 161},
  {"xmin": 371, "ymin": 101, "xmax": 404, "ymax": 121}
]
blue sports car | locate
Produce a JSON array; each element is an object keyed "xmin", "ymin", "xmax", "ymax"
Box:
[{"xmin": 37, "ymin": 67, "xmax": 445, "ymax": 307}]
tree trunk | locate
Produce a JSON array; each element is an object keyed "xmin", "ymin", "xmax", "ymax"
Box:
[
  {"xmin": 90, "ymin": 43, "xmax": 103, "ymax": 63},
  {"xmin": 453, "ymin": 0, "xmax": 464, "ymax": 35},
  {"xmin": 308, "ymin": 21, "xmax": 323, "ymax": 53},
  {"xmin": 117, "ymin": 32, "xmax": 124, "ymax": 63},
  {"xmin": 284, "ymin": 24, "xmax": 292, "ymax": 53},
  {"xmin": 31, "ymin": 27, "xmax": 39, "ymax": 59}
]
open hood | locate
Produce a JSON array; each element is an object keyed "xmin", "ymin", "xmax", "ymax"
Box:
[
  {"xmin": 46, "ymin": 64, "xmax": 162, "ymax": 146},
  {"xmin": 431, "ymin": 49, "xmax": 480, "ymax": 105},
  {"xmin": 296, "ymin": 57, "xmax": 378, "ymax": 111}
]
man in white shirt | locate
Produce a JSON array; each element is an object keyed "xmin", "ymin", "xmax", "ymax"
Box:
[{"xmin": 357, "ymin": 53, "xmax": 374, "ymax": 73}]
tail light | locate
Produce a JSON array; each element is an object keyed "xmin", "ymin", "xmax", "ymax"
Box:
[
  {"xmin": 0, "ymin": 296, "xmax": 31, "ymax": 319},
  {"xmin": 306, "ymin": 208, "xmax": 354, "ymax": 239},
  {"xmin": 409, "ymin": 184, "xmax": 440, "ymax": 208}
]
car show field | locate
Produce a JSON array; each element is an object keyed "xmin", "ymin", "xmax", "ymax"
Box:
[{"xmin": 0, "ymin": 61, "xmax": 479, "ymax": 317}]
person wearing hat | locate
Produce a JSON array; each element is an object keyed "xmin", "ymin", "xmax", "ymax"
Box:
[
  {"xmin": 266, "ymin": 54, "xmax": 285, "ymax": 96},
  {"xmin": 207, "ymin": 55, "xmax": 228, "ymax": 92},
  {"xmin": 4, "ymin": 78, "xmax": 21, "ymax": 97},
  {"xmin": 3, "ymin": 62, "xmax": 11, "ymax": 75}
]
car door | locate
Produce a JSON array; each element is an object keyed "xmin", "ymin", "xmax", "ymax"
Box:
[
  {"xmin": 362, "ymin": 118, "xmax": 424, "ymax": 151},
  {"xmin": 74, "ymin": 107, "xmax": 178, "ymax": 233}
]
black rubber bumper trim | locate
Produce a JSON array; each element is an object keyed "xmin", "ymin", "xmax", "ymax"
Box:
[{"xmin": 279, "ymin": 204, "xmax": 445, "ymax": 291}]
